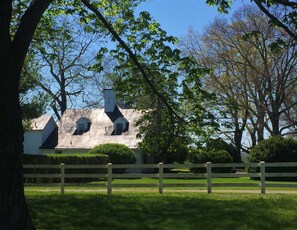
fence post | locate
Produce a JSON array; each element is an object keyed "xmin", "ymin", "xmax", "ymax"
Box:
[
  {"xmin": 159, "ymin": 162, "xmax": 163, "ymax": 194},
  {"xmin": 107, "ymin": 163, "xmax": 112, "ymax": 195},
  {"xmin": 60, "ymin": 163, "xmax": 65, "ymax": 195},
  {"xmin": 206, "ymin": 162, "xmax": 212, "ymax": 194},
  {"xmin": 260, "ymin": 161, "xmax": 266, "ymax": 194}
]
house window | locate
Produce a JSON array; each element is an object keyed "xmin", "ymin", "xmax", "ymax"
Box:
[
  {"xmin": 74, "ymin": 117, "xmax": 91, "ymax": 135},
  {"xmin": 115, "ymin": 123, "xmax": 123, "ymax": 135},
  {"xmin": 78, "ymin": 123, "xmax": 86, "ymax": 134}
]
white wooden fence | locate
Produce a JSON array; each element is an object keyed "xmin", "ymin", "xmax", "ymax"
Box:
[{"xmin": 23, "ymin": 161, "xmax": 297, "ymax": 195}]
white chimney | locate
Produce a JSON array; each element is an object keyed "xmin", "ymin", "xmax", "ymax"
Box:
[{"xmin": 104, "ymin": 89, "xmax": 116, "ymax": 112}]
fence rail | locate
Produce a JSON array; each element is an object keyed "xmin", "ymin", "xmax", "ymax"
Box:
[{"xmin": 23, "ymin": 161, "xmax": 297, "ymax": 195}]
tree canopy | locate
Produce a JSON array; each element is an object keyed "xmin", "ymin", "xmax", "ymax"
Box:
[
  {"xmin": 207, "ymin": 0, "xmax": 297, "ymax": 42},
  {"xmin": 1, "ymin": 0, "xmax": 296, "ymax": 228}
]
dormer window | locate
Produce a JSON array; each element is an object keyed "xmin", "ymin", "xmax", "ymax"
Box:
[
  {"xmin": 75, "ymin": 117, "xmax": 91, "ymax": 135},
  {"xmin": 112, "ymin": 117, "xmax": 129, "ymax": 135},
  {"xmin": 78, "ymin": 123, "xmax": 86, "ymax": 134},
  {"xmin": 115, "ymin": 123, "xmax": 123, "ymax": 135}
]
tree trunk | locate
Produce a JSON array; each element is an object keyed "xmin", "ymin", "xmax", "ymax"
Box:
[
  {"xmin": 257, "ymin": 112, "xmax": 265, "ymax": 142},
  {"xmin": 0, "ymin": 42, "xmax": 34, "ymax": 229},
  {"xmin": 271, "ymin": 114, "xmax": 281, "ymax": 136},
  {"xmin": 234, "ymin": 128, "xmax": 242, "ymax": 163}
]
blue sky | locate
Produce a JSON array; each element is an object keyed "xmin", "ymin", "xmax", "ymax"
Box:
[{"xmin": 136, "ymin": 0, "xmax": 245, "ymax": 39}]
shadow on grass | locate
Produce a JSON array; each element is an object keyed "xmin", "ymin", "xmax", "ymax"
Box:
[{"xmin": 27, "ymin": 193, "xmax": 297, "ymax": 230}]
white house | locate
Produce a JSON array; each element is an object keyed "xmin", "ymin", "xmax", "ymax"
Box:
[
  {"xmin": 23, "ymin": 115, "xmax": 57, "ymax": 154},
  {"xmin": 23, "ymin": 89, "xmax": 147, "ymax": 165}
]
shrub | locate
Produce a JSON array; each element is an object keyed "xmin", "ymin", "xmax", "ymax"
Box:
[
  {"xmin": 23, "ymin": 153, "xmax": 108, "ymax": 183},
  {"xmin": 88, "ymin": 143, "xmax": 136, "ymax": 165},
  {"xmin": 154, "ymin": 145, "xmax": 189, "ymax": 164},
  {"xmin": 248, "ymin": 136, "xmax": 297, "ymax": 181},
  {"xmin": 166, "ymin": 146, "xmax": 188, "ymax": 164},
  {"xmin": 188, "ymin": 149, "xmax": 233, "ymax": 173},
  {"xmin": 24, "ymin": 153, "xmax": 108, "ymax": 165},
  {"xmin": 206, "ymin": 138, "xmax": 238, "ymax": 162}
]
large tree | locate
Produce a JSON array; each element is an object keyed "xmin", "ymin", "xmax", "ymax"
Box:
[
  {"xmin": 1, "ymin": 0, "xmax": 207, "ymax": 227},
  {"xmin": 20, "ymin": 54, "xmax": 48, "ymax": 121},
  {"xmin": 181, "ymin": 5, "xmax": 297, "ymax": 154},
  {"xmin": 0, "ymin": 0, "xmax": 147, "ymax": 228},
  {"xmin": 207, "ymin": 0, "xmax": 297, "ymax": 42},
  {"xmin": 31, "ymin": 15, "xmax": 100, "ymax": 119},
  {"xmin": 4, "ymin": 0, "xmax": 290, "ymax": 228},
  {"xmin": 0, "ymin": 1, "xmax": 54, "ymax": 228}
]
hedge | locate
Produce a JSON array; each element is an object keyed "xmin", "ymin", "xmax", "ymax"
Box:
[
  {"xmin": 248, "ymin": 136, "xmax": 297, "ymax": 181},
  {"xmin": 188, "ymin": 149, "xmax": 233, "ymax": 173},
  {"xmin": 88, "ymin": 144, "xmax": 136, "ymax": 173},
  {"xmin": 23, "ymin": 153, "xmax": 108, "ymax": 183},
  {"xmin": 88, "ymin": 143, "xmax": 136, "ymax": 164}
]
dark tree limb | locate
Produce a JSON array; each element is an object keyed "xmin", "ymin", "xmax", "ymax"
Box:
[
  {"xmin": 12, "ymin": 0, "xmax": 54, "ymax": 77},
  {"xmin": 80, "ymin": 0, "xmax": 186, "ymax": 124},
  {"xmin": 254, "ymin": 0, "xmax": 297, "ymax": 41}
]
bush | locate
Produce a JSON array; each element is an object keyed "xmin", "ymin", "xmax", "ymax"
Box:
[
  {"xmin": 188, "ymin": 149, "xmax": 233, "ymax": 173},
  {"xmin": 88, "ymin": 143, "xmax": 136, "ymax": 165},
  {"xmin": 23, "ymin": 153, "xmax": 108, "ymax": 183},
  {"xmin": 154, "ymin": 145, "xmax": 188, "ymax": 164},
  {"xmin": 248, "ymin": 136, "xmax": 297, "ymax": 162},
  {"xmin": 24, "ymin": 153, "xmax": 108, "ymax": 165},
  {"xmin": 206, "ymin": 138, "xmax": 238, "ymax": 162},
  {"xmin": 248, "ymin": 136, "xmax": 297, "ymax": 181}
]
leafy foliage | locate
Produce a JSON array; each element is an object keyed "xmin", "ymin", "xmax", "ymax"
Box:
[
  {"xmin": 20, "ymin": 54, "xmax": 48, "ymax": 121},
  {"xmin": 88, "ymin": 143, "xmax": 136, "ymax": 165},
  {"xmin": 188, "ymin": 148, "xmax": 233, "ymax": 173},
  {"xmin": 248, "ymin": 136, "xmax": 297, "ymax": 181},
  {"xmin": 180, "ymin": 5, "xmax": 297, "ymax": 154},
  {"xmin": 106, "ymin": 10, "xmax": 217, "ymax": 162},
  {"xmin": 23, "ymin": 153, "xmax": 108, "ymax": 182},
  {"xmin": 207, "ymin": 0, "xmax": 297, "ymax": 42},
  {"xmin": 206, "ymin": 138, "xmax": 238, "ymax": 162},
  {"xmin": 248, "ymin": 136, "xmax": 297, "ymax": 163},
  {"xmin": 24, "ymin": 153, "xmax": 108, "ymax": 164}
]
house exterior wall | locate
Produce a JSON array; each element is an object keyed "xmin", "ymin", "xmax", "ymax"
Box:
[
  {"xmin": 126, "ymin": 149, "xmax": 146, "ymax": 173},
  {"xmin": 42, "ymin": 118, "xmax": 57, "ymax": 143},
  {"xmin": 53, "ymin": 149, "xmax": 89, "ymax": 154},
  {"xmin": 24, "ymin": 131, "xmax": 43, "ymax": 154},
  {"xmin": 24, "ymin": 116, "xmax": 57, "ymax": 155},
  {"xmin": 134, "ymin": 149, "xmax": 143, "ymax": 164},
  {"xmin": 40, "ymin": 149, "xmax": 55, "ymax": 154}
]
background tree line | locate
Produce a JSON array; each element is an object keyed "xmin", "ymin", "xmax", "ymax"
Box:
[
  {"xmin": 1, "ymin": 0, "xmax": 296, "ymax": 228},
  {"xmin": 180, "ymin": 4, "xmax": 297, "ymax": 161}
]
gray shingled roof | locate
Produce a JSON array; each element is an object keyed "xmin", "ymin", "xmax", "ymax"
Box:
[
  {"xmin": 29, "ymin": 115, "xmax": 53, "ymax": 130},
  {"xmin": 55, "ymin": 108, "xmax": 142, "ymax": 150}
]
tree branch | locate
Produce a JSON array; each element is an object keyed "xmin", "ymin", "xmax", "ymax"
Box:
[
  {"xmin": 80, "ymin": 0, "xmax": 186, "ymax": 124},
  {"xmin": 254, "ymin": 0, "xmax": 297, "ymax": 41},
  {"xmin": 0, "ymin": 0, "xmax": 12, "ymax": 46},
  {"xmin": 12, "ymin": 0, "xmax": 53, "ymax": 77}
]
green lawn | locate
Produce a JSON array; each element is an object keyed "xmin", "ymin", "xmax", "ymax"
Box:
[
  {"xmin": 26, "ymin": 192, "xmax": 297, "ymax": 229},
  {"xmin": 24, "ymin": 177, "xmax": 297, "ymax": 193}
]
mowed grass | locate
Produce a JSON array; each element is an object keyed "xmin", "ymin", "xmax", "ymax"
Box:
[
  {"xmin": 26, "ymin": 192, "xmax": 297, "ymax": 230},
  {"xmin": 25, "ymin": 177, "xmax": 297, "ymax": 193}
]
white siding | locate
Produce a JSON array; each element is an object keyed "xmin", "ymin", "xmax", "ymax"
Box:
[
  {"xmin": 24, "ymin": 131, "xmax": 42, "ymax": 154},
  {"xmin": 40, "ymin": 149, "xmax": 55, "ymax": 154},
  {"xmin": 54, "ymin": 149, "xmax": 89, "ymax": 154},
  {"xmin": 24, "ymin": 116, "xmax": 57, "ymax": 155}
]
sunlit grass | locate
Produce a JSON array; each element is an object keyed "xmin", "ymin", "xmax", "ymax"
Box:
[
  {"xmin": 25, "ymin": 177, "xmax": 297, "ymax": 194},
  {"xmin": 26, "ymin": 192, "xmax": 297, "ymax": 230}
]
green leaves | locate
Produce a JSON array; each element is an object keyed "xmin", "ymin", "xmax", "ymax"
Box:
[{"xmin": 206, "ymin": 0, "xmax": 232, "ymax": 13}]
